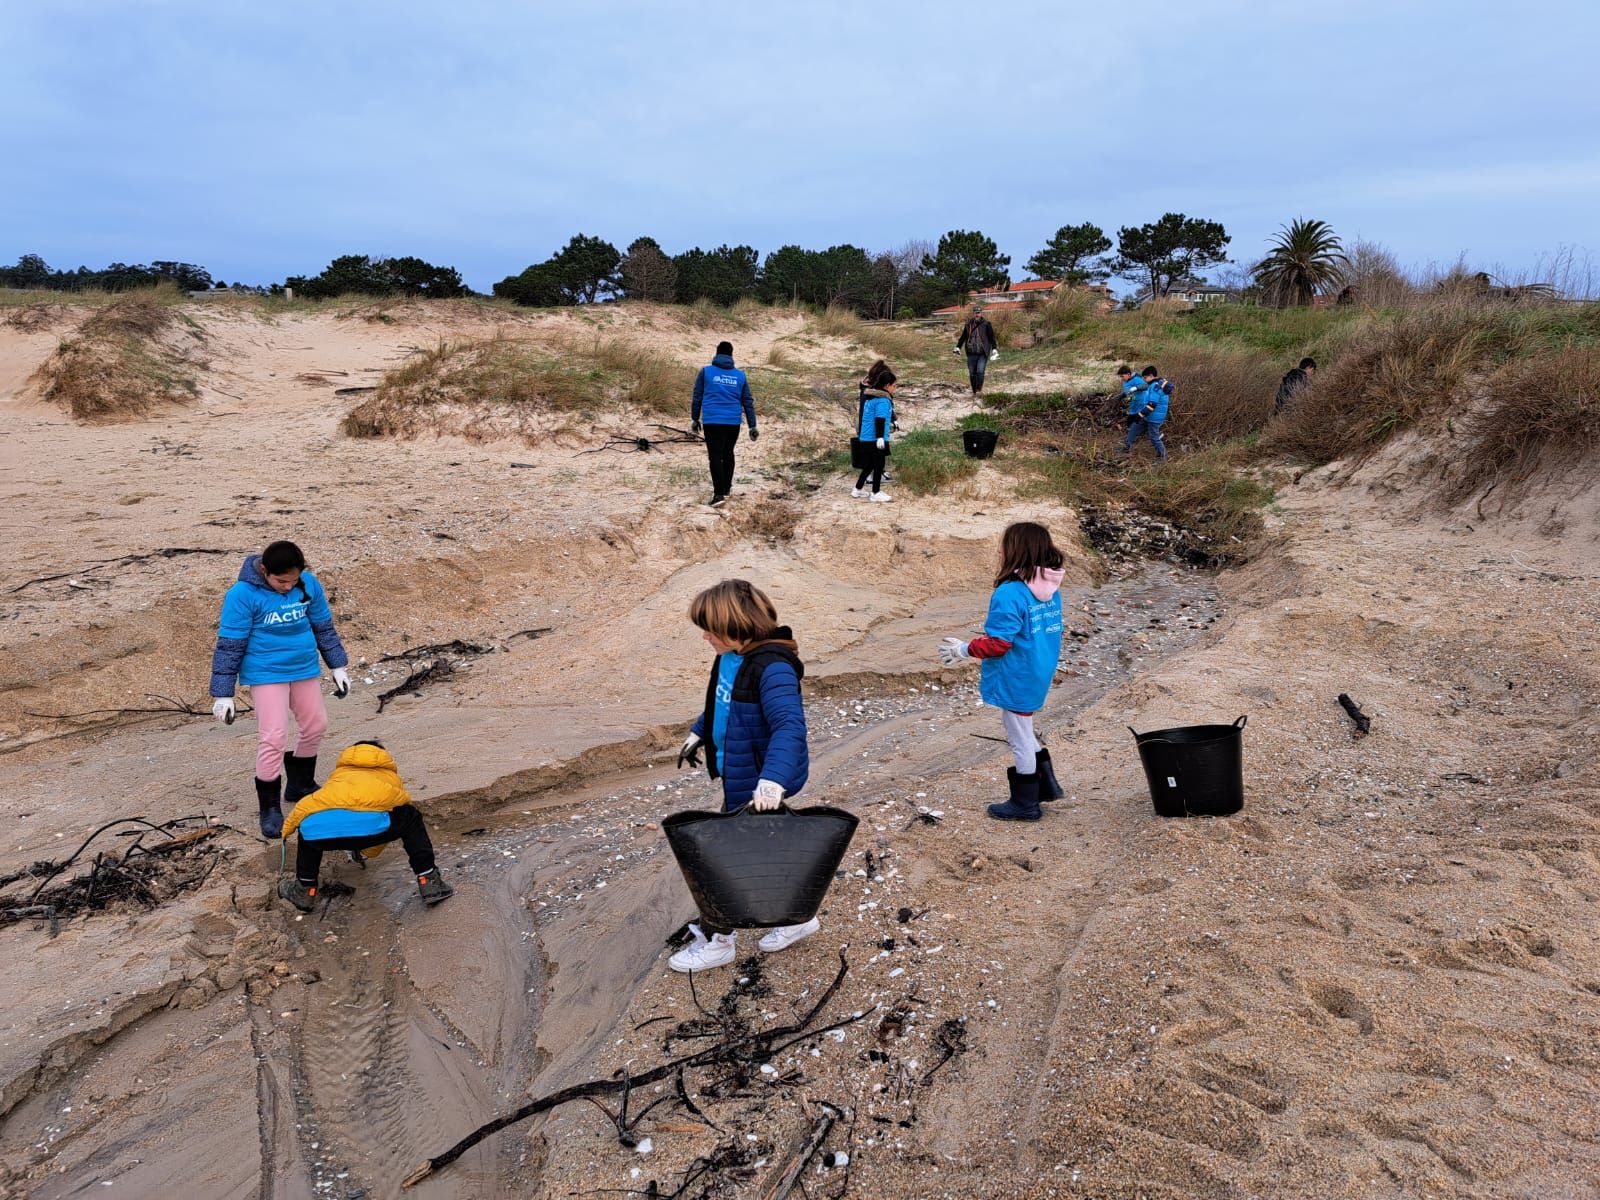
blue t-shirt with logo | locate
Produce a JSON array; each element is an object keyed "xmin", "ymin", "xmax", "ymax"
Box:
[
  {"xmin": 712, "ymin": 651, "xmax": 745, "ymax": 774},
  {"xmin": 978, "ymin": 580, "xmax": 1064, "ymax": 712}
]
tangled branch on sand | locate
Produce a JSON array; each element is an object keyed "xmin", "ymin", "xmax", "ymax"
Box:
[{"xmin": 402, "ymin": 953, "xmax": 869, "ymax": 1189}]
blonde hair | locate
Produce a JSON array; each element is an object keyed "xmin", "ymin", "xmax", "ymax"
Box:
[{"xmin": 689, "ymin": 579, "xmax": 779, "ymax": 650}]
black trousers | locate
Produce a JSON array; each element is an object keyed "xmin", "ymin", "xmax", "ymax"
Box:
[
  {"xmin": 295, "ymin": 804, "xmax": 436, "ymax": 882},
  {"xmin": 854, "ymin": 445, "xmax": 887, "ymax": 492},
  {"xmin": 703, "ymin": 423, "xmax": 740, "ymax": 496}
]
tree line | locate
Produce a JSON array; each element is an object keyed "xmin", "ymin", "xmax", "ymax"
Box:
[{"xmin": 1, "ymin": 213, "xmax": 1384, "ymax": 313}]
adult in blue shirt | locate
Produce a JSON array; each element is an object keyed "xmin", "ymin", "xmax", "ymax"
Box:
[{"xmin": 691, "ymin": 340, "xmax": 758, "ymax": 506}]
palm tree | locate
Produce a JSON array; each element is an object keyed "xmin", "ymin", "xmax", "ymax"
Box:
[{"xmin": 1254, "ymin": 219, "xmax": 1349, "ymax": 307}]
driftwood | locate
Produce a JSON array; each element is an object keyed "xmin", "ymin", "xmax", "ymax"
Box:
[
  {"xmin": 760, "ymin": 1100, "xmax": 844, "ymax": 1200},
  {"xmin": 8, "ymin": 548, "xmax": 228, "ymax": 594},
  {"xmin": 376, "ymin": 659, "xmax": 454, "ymax": 713},
  {"xmin": 402, "ymin": 953, "xmax": 863, "ymax": 1189},
  {"xmin": 25, "ymin": 693, "xmax": 237, "ymax": 724},
  {"xmin": 1336, "ymin": 693, "xmax": 1372, "ymax": 738}
]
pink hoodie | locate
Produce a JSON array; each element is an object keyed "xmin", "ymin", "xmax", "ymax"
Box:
[{"xmin": 1025, "ymin": 566, "xmax": 1067, "ymax": 602}]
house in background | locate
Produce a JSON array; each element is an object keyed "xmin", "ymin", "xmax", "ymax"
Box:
[
  {"xmin": 931, "ymin": 279, "xmax": 1115, "ymax": 318},
  {"xmin": 1129, "ymin": 277, "xmax": 1241, "ymax": 308}
]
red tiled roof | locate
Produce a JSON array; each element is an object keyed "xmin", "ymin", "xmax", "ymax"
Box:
[{"xmin": 1005, "ymin": 279, "xmax": 1061, "ymax": 292}]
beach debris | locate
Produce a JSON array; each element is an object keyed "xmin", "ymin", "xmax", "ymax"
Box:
[
  {"xmin": 1337, "ymin": 692, "xmax": 1372, "ymax": 738},
  {"xmin": 376, "ymin": 658, "xmax": 455, "ymax": 713},
  {"xmin": 8, "ymin": 546, "xmax": 228, "ymax": 595}
]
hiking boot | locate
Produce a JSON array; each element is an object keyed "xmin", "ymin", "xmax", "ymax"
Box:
[
  {"xmin": 282, "ymin": 753, "xmax": 319, "ymax": 807},
  {"xmin": 1036, "ymin": 748, "xmax": 1065, "ymax": 801},
  {"xmin": 988, "ymin": 768, "xmax": 1043, "ymax": 821},
  {"xmin": 417, "ymin": 868, "xmax": 454, "ymax": 905},
  {"xmin": 255, "ymin": 775, "xmax": 284, "ymax": 840},
  {"xmin": 850, "ymin": 487, "xmax": 870, "ymax": 499},
  {"xmin": 277, "ymin": 877, "xmax": 317, "ymax": 913},
  {"xmin": 870, "ymin": 491, "xmax": 892, "ymax": 503},
  {"xmin": 668, "ymin": 931, "xmax": 736, "ymax": 973},
  {"xmin": 759, "ymin": 917, "xmax": 820, "ymax": 954}
]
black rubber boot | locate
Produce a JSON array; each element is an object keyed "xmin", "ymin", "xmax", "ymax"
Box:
[
  {"xmin": 255, "ymin": 775, "xmax": 284, "ymax": 840},
  {"xmin": 988, "ymin": 768, "xmax": 1043, "ymax": 821},
  {"xmin": 1036, "ymin": 748, "xmax": 1065, "ymax": 801},
  {"xmin": 282, "ymin": 753, "xmax": 319, "ymax": 807}
]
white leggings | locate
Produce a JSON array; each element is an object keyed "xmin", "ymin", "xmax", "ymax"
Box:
[{"xmin": 1001, "ymin": 710, "xmax": 1042, "ymax": 775}]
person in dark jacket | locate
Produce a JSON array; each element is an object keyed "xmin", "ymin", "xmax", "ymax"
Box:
[
  {"xmin": 954, "ymin": 307, "xmax": 999, "ymax": 395},
  {"xmin": 853, "ymin": 365, "xmax": 897, "ymax": 502},
  {"xmin": 690, "ymin": 341, "xmax": 758, "ymax": 506},
  {"xmin": 671, "ymin": 579, "xmax": 813, "ymax": 972},
  {"xmin": 1274, "ymin": 357, "xmax": 1316, "ymax": 416},
  {"xmin": 209, "ymin": 540, "xmax": 350, "ymax": 838}
]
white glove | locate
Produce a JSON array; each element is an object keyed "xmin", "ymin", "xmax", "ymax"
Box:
[
  {"xmin": 750, "ymin": 779, "xmax": 785, "ymax": 811},
  {"xmin": 938, "ymin": 637, "xmax": 971, "ymax": 666},
  {"xmin": 989, "ymin": 350, "xmax": 999, "ymax": 362},
  {"xmin": 875, "ymin": 437, "xmax": 885, "ymax": 449},
  {"xmin": 331, "ymin": 666, "xmax": 350, "ymax": 698},
  {"xmin": 212, "ymin": 697, "xmax": 235, "ymax": 725},
  {"xmin": 953, "ymin": 345, "xmax": 962, "ymax": 355},
  {"xmin": 677, "ymin": 733, "xmax": 703, "ymax": 769}
]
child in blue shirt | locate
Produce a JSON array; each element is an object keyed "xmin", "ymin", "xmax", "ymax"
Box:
[
  {"xmin": 1121, "ymin": 365, "xmax": 1172, "ymax": 462},
  {"xmin": 939, "ymin": 522, "xmax": 1067, "ymax": 821},
  {"xmin": 852, "ymin": 362, "xmax": 897, "ymax": 502},
  {"xmin": 671, "ymin": 579, "xmax": 812, "ymax": 972}
]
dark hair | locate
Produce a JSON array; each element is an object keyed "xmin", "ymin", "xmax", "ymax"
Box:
[
  {"xmin": 1141, "ymin": 365, "xmax": 1159, "ymax": 378},
  {"xmin": 354, "ymin": 738, "xmax": 386, "ymax": 750},
  {"xmin": 715, "ymin": 340, "xmax": 733, "ymax": 357},
  {"xmin": 1299, "ymin": 357, "xmax": 1317, "ymax": 370},
  {"xmin": 1116, "ymin": 365, "xmax": 1132, "ymax": 377},
  {"xmin": 863, "ymin": 359, "xmax": 896, "ymax": 389},
  {"xmin": 261, "ymin": 540, "xmax": 306, "ymax": 575},
  {"xmin": 995, "ymin": 521, "xmax": 1065, "ymax": 587}
]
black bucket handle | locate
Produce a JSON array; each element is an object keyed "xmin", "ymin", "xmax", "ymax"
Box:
[{"xmin": 1234, "ymin": 715, "xmax": 1248, "ymax": 729}]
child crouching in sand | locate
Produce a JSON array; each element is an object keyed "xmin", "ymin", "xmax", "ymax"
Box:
[
  {"xmin": 939, "ymin": 521, "xmax": 1067, "ymax": 821},
  {"xmin": 671, "ymin": 579, "xmax": 813, "ymax": 972},
  {"xmin": 277, "ymin": 739, "xmax": 453, "ymax": 911}
]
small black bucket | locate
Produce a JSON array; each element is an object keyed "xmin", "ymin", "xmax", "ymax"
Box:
[
  {"xmin": 1130, "ymin": 715, "xmax": 1247, "ymax": 818},
  {"xmin": 663, "ymin": 804, "xmax": 859, "ymax": 928},
  {"xmin": 962, "ymin": 429, "xmax": 999, "ymax": 459}
]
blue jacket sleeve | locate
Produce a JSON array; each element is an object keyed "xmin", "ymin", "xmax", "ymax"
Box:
[
  {"xmin": 210, "ymin": 587, "xmax": 251, "ymax": 696},
  {"xmin": 983, "ymin": 585, "xmax": 1027, "ymax": 642},
  {"xmin": 690, "ymin": 711, "xmax": 706, "ymax": 738},
  {"xmin": 691, "ymin": 367, "xmax": 705, "ymax": 423},
  {"xmin": 305, "ymin": 573, "xmax": 349, "ymax": 669},
  {"xmin": 740, "ymin": 377, "xmax": 757, "ymax": 429},
  {"xmin": 756, "ymin": 662, "xmax": 808, "ymax": 796}
]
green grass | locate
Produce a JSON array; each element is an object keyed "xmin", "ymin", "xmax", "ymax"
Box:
[{"xmin": 883, "ymin": 427, "xmax": 981, "ymax": 496}]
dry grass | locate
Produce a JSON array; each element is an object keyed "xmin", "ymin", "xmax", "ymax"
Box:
[
  {"xmin": 804, "ymin": 306, "xmax": 945, "ymax": 366},
  {"xmin": 32, "ymin": 296, "xmax": 204, "ymax": 420},
  {"xmin": 1153, "ymin": 346, "xmax": 1283, "ymax": 446},
  {"xmin": 730, "ymin": 496, "xmax": 803, "ymax": 542},
  {"xmin": 766, "ymin": 341, "xmax": 797, "ymax": 369},
  {"xmin": 1447, "ymin": 346, "xmax": 1600, "ymax": 500},
  {"xmin": 343, "ymin": 330, "xmax": 687, "ymax": 442}
]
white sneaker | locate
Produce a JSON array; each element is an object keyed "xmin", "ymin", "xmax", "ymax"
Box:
[
  {"xmin": 758, "ymin": 917, "xmax": 820, "ymax": 953},
  {"xmin": 870, "ymin": 491, "xmax": 892, "ymax": 503},
  {"xmin": 851, "ymin": 487, "xmax": 869, "ymax": 499},
  {"xmin": 668, "ymin": 931, "xmax": 736, "ymax": 973}
]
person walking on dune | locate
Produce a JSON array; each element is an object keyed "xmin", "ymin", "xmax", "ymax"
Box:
[
  {"xmin": 1121, "ymin": 365, "xmax": 1171, "ymax": 463},
  {"xmin": 853, "ymin": 362, "xmax": 897, "ymax": 502},
  {"xmin": 938, "ymin": 522, "xmax": 1068, "ymax": 821},
  {"xmin": 691, "ymin": 340, "xmax": 758, "ymax": 506},
  {"xmin": 1274, "ymin": 356, "xmax": 1315, "ymax": 416},
  {"xmin": 954, "ymin": 306, "xmax": 999, "ymax": 396},
  {"xmin": 209, "ymin": 540, "xmax": 350, "ymax": 838},
  {"xmin": 671, "ymin": 579, "xmax": 813, "ymax": 972}
]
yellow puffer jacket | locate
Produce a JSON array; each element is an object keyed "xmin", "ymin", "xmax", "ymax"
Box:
[{"xmin": 281, "ymin": 742, "xmax": 412, "ymax": 846}]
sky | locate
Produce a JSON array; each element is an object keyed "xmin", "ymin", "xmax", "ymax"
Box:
[{"xmin": 4, "ymin": 0, "xmax": 1598, "ymax": 294}]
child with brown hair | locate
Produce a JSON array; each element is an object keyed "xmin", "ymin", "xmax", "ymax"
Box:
[
  {"xmin": 671, "ymin": 579, "xmax": 812, "ymax": 971},
  {"xmin": 938, "ymin": 522, "xmax": 1068, "ymax": 821}
]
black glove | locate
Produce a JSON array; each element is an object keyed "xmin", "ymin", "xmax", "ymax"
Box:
[
  {"xmin": 691, "ymin": 420, "xmax": 702, "ymax": 435},
  {"xmin": 677, "ymin": 734, "xmax": 703, "ymax": 769},
  {"xmin": 1125, "ymin": 414, "xmax": 1138, "ymax": 427},
  {"xmin": 749, "ymin": 428, "xmax": 759, "ymax": 441}
]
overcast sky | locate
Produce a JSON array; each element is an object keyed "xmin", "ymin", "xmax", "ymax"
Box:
[{"xmin": 5, "ymin": 0, "xmax": 1597, "ymax": 293}]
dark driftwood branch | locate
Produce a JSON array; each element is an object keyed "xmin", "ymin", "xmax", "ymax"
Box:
[
  {"xmin": 8, "ymin": 548, "xmax": 227, "ymax": 594},
  {"xmin": 402, "ymin": 954, "xmax": 853, "ymax": 1189},
  {"xmin": 1336, "ymin": 693, "xmax": 1372, "ymax": 737},
  {"xmin": 376, "ymin": 659, "xmax": 454, "ymax": 713},
  {"xmin": 761, "ymin": 1101, "xmax": 843, "ymax": 1200}
]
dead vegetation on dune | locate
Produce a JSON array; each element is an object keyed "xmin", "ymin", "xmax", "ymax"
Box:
[
  {"xmin": 342, "ymin": 329, "xmax": 690, "ymax": 442},
  {"xmin": 32, "ymin": 297, "xmax": 206, "ymax": 420}
]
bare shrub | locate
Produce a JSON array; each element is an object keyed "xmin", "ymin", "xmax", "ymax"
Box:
[
  {"xmin": 1448, "ymin": 346, "xmax": 1600, "ymax": 500},
  {"xmin": 1154, "ymin": 346, "xmax": 1283, "ymax": 445},
  {"xmin": 732, "ymin": 496, "xmax": 802, "ymax": 542}
]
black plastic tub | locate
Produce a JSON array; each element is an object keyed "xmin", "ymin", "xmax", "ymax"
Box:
[
  {"xmin": 962, "ymin": 429, "xmax": 999, "ymax": 459},
  {"xmin": 663, "ymin": 804, "xmax": 859, "ymax": 928},
  {"xmin": 1130, "ymin": 716, "xmax": 1247, "ymax": 818}
]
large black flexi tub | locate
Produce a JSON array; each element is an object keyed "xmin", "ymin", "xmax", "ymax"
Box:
[
  {"xmin": 1130, "ymin": 715, "xmax": 1247, "ymax": 818},
  {"xmin": 962, "ymin": 429, "xmax": 999, "ymax": 459},
  {"xmin": 663, "ymin": 804, "xmax": 859, "ymax": 929}
]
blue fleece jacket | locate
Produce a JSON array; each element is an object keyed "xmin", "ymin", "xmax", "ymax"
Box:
[
  {"xmin": 689, "ymin": 635, "xmax": 808, "ymax": 811},
  {"xmin": 978, "ymin": 578, "xmax": 1065, "ymax": 713},
  {"xmin": 692, "ymin": 355, "xmax": 757, "ymax": 427},
  {"xmin": 1128, "ymin": 378, "xmax": 1172, "ymax": 425},
  {"xmin": 209, "ymin": 556, "xmax": 348, "ymax": 696},
  {"xmin": 858, "ymin": 389, "xmax": 894, "ymax": 444}
]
